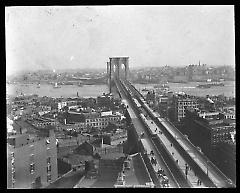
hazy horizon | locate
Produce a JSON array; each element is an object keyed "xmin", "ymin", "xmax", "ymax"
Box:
[{"xmin": 6, "ymin": 5, "xmax": 235, "ymax": 76}]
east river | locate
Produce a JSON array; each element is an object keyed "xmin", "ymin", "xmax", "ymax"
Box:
[
  {"xmin": 134, "ymin": 81, "xmax": 235, "ymax": 97},
  {"xmin": 6, "ymin": 84, "xmax": 109, "ymax": 98},
  {"xmin": 6, "ymin": 81, "xmax": 235, "ymax": 98}
]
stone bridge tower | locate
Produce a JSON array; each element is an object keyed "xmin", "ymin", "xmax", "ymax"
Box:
[{"xmin": 106, "ymin": 57, "xmax": 129, "ymax": 93}]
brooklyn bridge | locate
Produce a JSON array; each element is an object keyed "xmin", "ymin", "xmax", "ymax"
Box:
[{"xmin": 105, "ymin": 56, "xmax": 235, "ymax": 188}]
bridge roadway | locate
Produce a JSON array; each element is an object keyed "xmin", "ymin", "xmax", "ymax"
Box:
[
  {"xmin": 115, "ymin": 79, "xmax": 191, "ymax": 188},
  {"xmin": 141, "ymin": 114, "xmax": 206, "ymax": 188},
  {"xmin": 123, "ymin": 80, "xmax": 235, "ymax": 188}
]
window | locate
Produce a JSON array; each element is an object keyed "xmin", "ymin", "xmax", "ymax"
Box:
[
  {"xmin": 47, "ymin": 157, "xmax": 51, "ymax": 164},
  {"xmin": 12, "ymin": 164, "xmax": 15, "ymax": 172},
  {"xmin": 30, "ymin": 154, "xmax": 34, "ymax": 163},
  {"xmin": 46, "ymin": 139, "xmax": 50, "ymax": 145},
  {"xmin": 30, "ymin": 163, "xmax": 35, "ymax": 174},
  {"xmin": 47, "ymin": 165, "xmax": 51, "ymax": 173},
  {"xmin": 12, "ymin": 171, "xmax": 16, "ymax": 180},
  {"xmin": 47, "ymin": 174, "xmax": 51, "ymax": 182}
]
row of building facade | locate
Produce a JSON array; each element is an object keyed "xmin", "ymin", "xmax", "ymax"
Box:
[{"xmin": 7, "ymin": 119, "xmax": 58, "ymax": 189}]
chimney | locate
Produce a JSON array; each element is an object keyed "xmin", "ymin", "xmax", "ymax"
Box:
[{"xmin": 100, "ymin": 137, "xmax": 104, "ymax": 148}]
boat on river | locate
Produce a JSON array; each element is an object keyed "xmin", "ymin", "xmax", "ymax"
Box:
[
  {"xmin": 53, "ymin": 82, "xmax": 61, "ymax": 88},
  {"xmin": 197, "ymin": 82, "xmax": 224, "ymax": 88},
  {"xmin": 154, "ymin": 84, "xmax": 169, "ymax": 89}
]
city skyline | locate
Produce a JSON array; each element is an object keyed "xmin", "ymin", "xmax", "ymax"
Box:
[{"xmin": 6, "ymin": 5, "xmax": 235, "ymax": 76}]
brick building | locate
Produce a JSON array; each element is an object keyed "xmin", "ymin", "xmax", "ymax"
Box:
[
  {"xmin": 64, "ymin": 111, "xmax": 122, "ymax": 131},
  {"xmin": 172, "ymin": 93, "xmax": 198, "ymax": 122},
  {"xmin": 181, "ymin": 108, "xmax": 236, "ymax": 182},
  {"xmin": 7, "ymin": 121, "xmax": 58, "ymax": 189}
]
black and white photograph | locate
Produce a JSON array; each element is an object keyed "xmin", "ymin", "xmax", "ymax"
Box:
[{"xmin": 6, "ymin": 5, "xmax": 235, "ymax": 188}]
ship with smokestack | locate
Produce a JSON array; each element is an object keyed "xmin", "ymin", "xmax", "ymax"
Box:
[{"xmin": 197, "ymin": 80, "xmax": 224, "ymax": 88}]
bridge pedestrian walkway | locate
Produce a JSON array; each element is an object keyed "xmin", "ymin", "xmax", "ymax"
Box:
[
  {"xmin": 160, "ymin": 119, "xmax": 232, "ymax": 187},
  {"xmin": 145, "ymin": 119, "xmax": 206, "ymax": 188}
]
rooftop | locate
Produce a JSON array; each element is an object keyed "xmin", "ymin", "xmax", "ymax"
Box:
[
  {"xmin": 8, "ymin": 119, "xmax": 55, "ymax": 145},
  {"xmin": 62, "ymin": 154, "xmax": 94, "ymax": 166},
  {"xmin": 84, "ymin": 112, "xmax": 100, "ymax": 119},
  {"xmin": 123, "ymin": 153, "xmax": 152, "ymax": 186},
  {"xmin": 93, "ymin": 143, "xmax": 111, "ymax": 149},
  {"xmin": 46, "ymin": 170, "xmax": 84, "ymax": 189},
  {"xmin": 89, "ymin": 157, "xmax": 125, "ymax": 188},
  {"xmin": 66, "ymin": 112, "xmax": 86, "ymax": 123},
  {"xmin": 223, "ymin": 119, "xmax": 236, "ymax": 125},
  {"xmin": 101, "ymin": 111, "xmax": 113, "ymax": 116},
  {"xmin": 100, "ymin": 152, "xmax": 125, "ymax": 160}
]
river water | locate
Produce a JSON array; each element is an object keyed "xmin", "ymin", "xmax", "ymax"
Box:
[
  {"xmin": 6, "ymin": 83, "xmax": 109, "ymax": 98},
  {"xmin": 6, "ymin": 81, "xmax": 235, "ymax": 98},
  {"xmin": 134, "ymin": 81, "xmax": 235, "ymax": 97}
]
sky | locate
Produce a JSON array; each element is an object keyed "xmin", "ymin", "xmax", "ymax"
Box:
[{"xmin": 5, "ymin": 5, "xmax": 235, "ymax": 76}]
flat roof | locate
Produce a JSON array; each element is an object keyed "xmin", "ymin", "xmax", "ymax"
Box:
[
  {"xmin": 124, "ymin": 153, "xmax": 152, "ymax": 186},
  {"xmin": 90, "ymin": 157, "xmax": 125, "ymax": 187}
]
